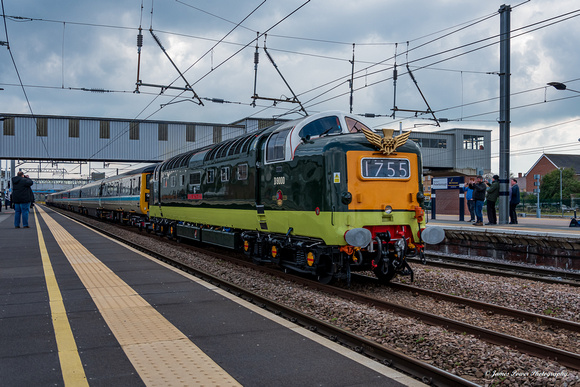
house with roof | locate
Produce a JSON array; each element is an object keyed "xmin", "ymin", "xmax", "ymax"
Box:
[{"xmin": 524, "ymin": 154, "xmax": 580, "ymax": 192}]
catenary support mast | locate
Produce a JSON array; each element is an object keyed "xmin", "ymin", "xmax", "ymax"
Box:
[{"xmin": 498, "ymin": 4, "xmax": 511, "ymax": 225}]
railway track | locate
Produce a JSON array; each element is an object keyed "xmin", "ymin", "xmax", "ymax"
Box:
[
  {"xmin": 47, "ymin": 206, "xmax": 476, "ymax": 386},
  {"xmin": 409, "ymin": 252, "xmax": 580, "ymax": 286},
  {"xmin": 48, "ymin": 207, "xmax": 580, "ymax": 381}
]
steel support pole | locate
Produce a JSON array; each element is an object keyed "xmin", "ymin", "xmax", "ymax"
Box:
[{"xmin": 498, "ymin": 4, "xmax": 511, "ymax": 224}]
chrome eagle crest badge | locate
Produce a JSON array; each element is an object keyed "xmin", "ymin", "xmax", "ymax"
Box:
[{"xmin": 360, "ymin": 128, "xmax": 411, "ymax": 155}]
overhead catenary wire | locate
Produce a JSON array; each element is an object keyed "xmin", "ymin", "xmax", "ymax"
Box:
[
  {"xmin": 1, "ymin": 3, "xmax": 579, "ymax": 175},
  {"xmin": 1, "ymin": 0, "xmax": 54, "ymax": 164}
]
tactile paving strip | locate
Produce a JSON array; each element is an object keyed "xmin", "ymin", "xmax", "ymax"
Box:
[{"xmin": 38, "ymin": 207, "xmax": 241, "ymax": 386}]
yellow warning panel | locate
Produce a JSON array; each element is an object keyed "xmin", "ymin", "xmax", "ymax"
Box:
[{"xmin": 37, "ymin": 207, "xmax": 241, "ymax": 386}]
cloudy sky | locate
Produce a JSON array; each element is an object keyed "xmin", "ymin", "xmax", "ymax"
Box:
[{"xmin": 1, "ymin": 0, "xmax": 579, "ymax": 176}]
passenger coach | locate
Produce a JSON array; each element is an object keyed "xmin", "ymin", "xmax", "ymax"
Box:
[{"xmin": 47, "ymin": 165, "xmax": 155, "ymax": 225}]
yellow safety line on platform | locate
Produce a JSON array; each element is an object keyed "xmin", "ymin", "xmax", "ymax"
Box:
[
  {"xmin": 33, "ymin": 207, "xmax": 89, "ymax": 386},
  {"xmin": 37, "ymin": 206, "xmax": 241, "ymax": 387}
]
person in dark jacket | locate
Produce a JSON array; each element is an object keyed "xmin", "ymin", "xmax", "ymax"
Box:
[
  {"xmin": 509, "ymin": 178, "xmax": 520, "ymax": 224},
  {"xmin": 469, "ymin": 176, "xmax": 487, "ymax": 226},
  {"xmin": 11, "ymin": 171, "xmax": 34, "ymax": 228},
  {"xmin": 485, "ymin": 175, "xmax": 500, "ymax": 225}
]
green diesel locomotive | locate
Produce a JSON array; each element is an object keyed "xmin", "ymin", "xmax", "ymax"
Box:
[{"xmin": 149, "ymin": 111, "xmax": 443, "ymax": 283}]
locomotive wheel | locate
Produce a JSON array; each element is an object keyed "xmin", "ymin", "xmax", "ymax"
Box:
[
  {"xmin": 316, "ymin": 256, "xmax": 334, "ymax": 284},
  {"xmin": 373, "ymin": 261, "xmax": 397, "ymax": 284}
]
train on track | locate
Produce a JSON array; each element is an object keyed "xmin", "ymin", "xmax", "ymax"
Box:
[{"xmin": 47, "ymin": 111, "xmax": 444, "ymax": 283}]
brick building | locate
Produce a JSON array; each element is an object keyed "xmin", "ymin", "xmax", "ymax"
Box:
[{"xmin": 524, "ymin": 154, "xmax": 580, "ymax": 192}]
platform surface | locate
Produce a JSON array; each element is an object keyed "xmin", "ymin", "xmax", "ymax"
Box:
[
  {"xmin": 427, "ymin": 213, "xmax": 580, "ymax": 238},
  {"xmin": 0, "ymin": 206, "xmax": 424, "ymax": 386}
]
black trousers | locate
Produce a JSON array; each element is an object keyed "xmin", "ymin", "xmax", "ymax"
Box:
[
  {"xmin": 487, "ymin": 200, "xmax": 497, "ymax": 224},
  {"xmin": 509, "ymin": 203, "xmax": 518, "ymax": 224}
]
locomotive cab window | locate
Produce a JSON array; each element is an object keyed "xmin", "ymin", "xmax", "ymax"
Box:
[
  {"xmin": 345, "ymin": 117, "xmax": 371, "ymax": 133},
  {"xmin": 266, "ymin": 128, "xmax": 291, "ymax": 163},
  {"xmin": 298, "ymin": 116, "xmax": 341, "ymax": 139}
]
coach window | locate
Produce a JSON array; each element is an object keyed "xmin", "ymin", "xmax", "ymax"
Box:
[
  {"xmin": 266, "ymin": 128, "xmax": 291, "ymax": 163},
  {"xmin": 298, "ymin": 116, "xmax": 341, "ymax": 139},
  {"xmin": 171, "ymin": 175, "xmax": 176, "ymax": 187}
]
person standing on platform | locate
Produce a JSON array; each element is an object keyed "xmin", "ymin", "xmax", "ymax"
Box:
[
  {"xmin": 465, "ymin": 181, "xmax": 475, "ymax": 222},
  {"xmin": 509, "ymin": 178, "xmax": 520, "ymax": 224},
  {"xmin": 11, "ymin": 171, "xmax": 34, "ymax": 229},
  {"xmin": 469, "ymin": 175, "xmax": 486, "ymax": 226},
  {"xmin": 485, "ymin": 175, "xmax": 500, "ymax": 225}
]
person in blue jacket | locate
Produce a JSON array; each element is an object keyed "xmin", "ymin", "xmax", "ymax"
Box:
[
  {"xmin": 469, "ymin": 176, "xmax": 487, "ymax": 226},
  {"xmin": 464, "ymin": 182, "xmax": 475, "ymax": 222}
]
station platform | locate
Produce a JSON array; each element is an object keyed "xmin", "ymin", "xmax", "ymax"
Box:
[
  {"xmin": 0, "ymin": 205, "xmax": 423, "ymax": 387},
  {"xmin": 427, "ymin": 213, "xmax": 580, "ymax": 237}
]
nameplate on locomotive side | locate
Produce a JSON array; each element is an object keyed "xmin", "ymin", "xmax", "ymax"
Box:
[
  {"xmin": 188, "ymin": 194, "xmax": 203, "ymax": 200},
  {"xmin": 360, "ymin": 158, "xmax": 410, "ymax": 179}
]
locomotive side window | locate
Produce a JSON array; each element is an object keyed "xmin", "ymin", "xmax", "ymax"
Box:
[
  {"xmin": 206, "ymin": 169, "xmax": 215, "ymax": 184},
  {"xmin": 221, "ymin": 167, "xmax": 230, "ymax": 182},
  {"xmin": 237, "ymin": 164, "xmax": 248, "ymax": 181},
  {"xmin": 180, "ymin": 174, "xmax": 185, "ymax": 186},
  {"xmin": 266, "ymin": 128, "xmax": 291, "ymax": 162},
  {"xmin": 190, "ymin": 172, "xmax": 201, "ymax": 185},
  {"xmin": 298, "ymin": 116, "xmax": 341, "ymax": 139}
]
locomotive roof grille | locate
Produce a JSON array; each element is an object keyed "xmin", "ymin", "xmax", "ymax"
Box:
[
  {"xmin": 217, "ymin": 140, "xmax": 235, "ymax": 159},
  {"xmin": 240, "ymin": 135, "xmax": 255, "ymax": 153},
  {"xmin": 228, "ymin": 136, "xmax": 248, "ymax": 156}
]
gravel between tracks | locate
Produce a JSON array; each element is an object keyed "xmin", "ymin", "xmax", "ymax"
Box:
[{"xmin": 65, "ymin": 214, "xmax": 579, "ymax": 387}]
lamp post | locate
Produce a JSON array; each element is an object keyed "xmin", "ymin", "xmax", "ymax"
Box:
[
  {"xmin": 547, "ymin": 82, "xmax": 580, "ymax": 94},
  {"xmin": 547, "ymin": 83, "xmax": 580, "ymax": 215},
  {"xmin": 560, "ymin": 167, "xmax": 563, "ymax": 215}
]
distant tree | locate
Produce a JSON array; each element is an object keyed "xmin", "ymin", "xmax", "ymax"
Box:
[
  {"xmin": 521, "ymin": 191, "xmax": 536, "ymax": 204},
  {"xmin": 539, "ymin": 168, "xmax": 580, "ymax": 201}
]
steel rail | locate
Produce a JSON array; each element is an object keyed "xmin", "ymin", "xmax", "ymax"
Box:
[
  {"xmin": 48, "ymin": 207, "xmax": 580, "ymax": 372},
  {"xmin": 349, "ymin": 273, "xmax": 580, "ymax": 333},
  {"xmin": 46, "ymin": 206, "xmax": 478, "ymax": 386},
  {"xmin": 305, "ymin": 277, "xmax": 580, "ymax": 371},
  {"xmin": 388, "ymin": 281, "xmax": 580, "ymax": 333},
  {"xmin": 409, "ymin": 253, "xmax": 580, "ymax": 287}
]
